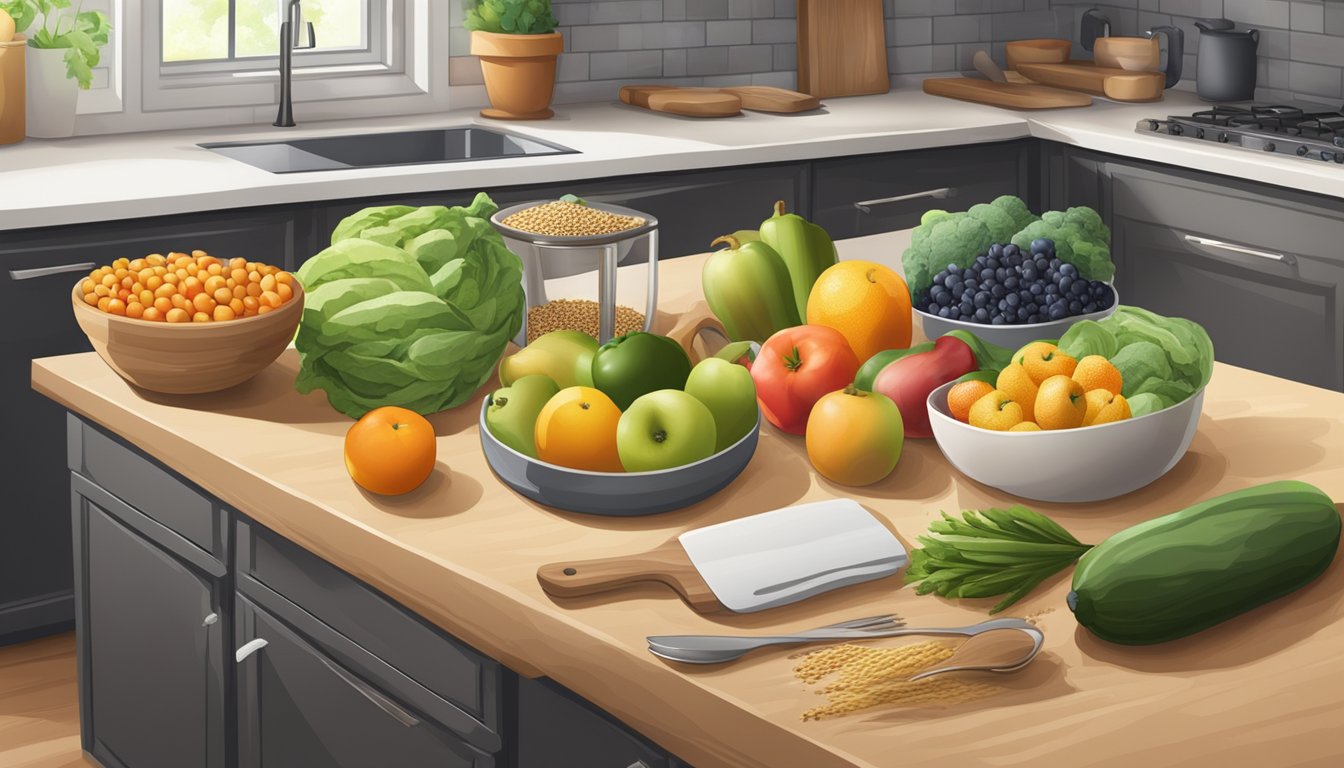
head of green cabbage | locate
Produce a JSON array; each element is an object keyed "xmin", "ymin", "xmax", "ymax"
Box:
[{"xmin": 294, "ymin": 193, "xmax": 525, "ymax": 418}]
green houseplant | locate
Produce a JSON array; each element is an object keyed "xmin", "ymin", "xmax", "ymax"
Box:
[
  {"xmin": 465, "ymin": 0, "xmax": 563, "ymax": 120},
  {"xmin": 0, "ymin": 0, "xmax": 111, "ymax": 138}
]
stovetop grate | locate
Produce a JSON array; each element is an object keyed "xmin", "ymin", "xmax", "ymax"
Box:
[{"xmin": 1138, "ymin": 102, "xmax": 1344, "ymax": 163}]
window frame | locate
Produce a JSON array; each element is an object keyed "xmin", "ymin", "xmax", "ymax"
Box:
[
  {"xmin": 139, "ymin": 0, "xmax": 430, "ymax": 114},
  {"xmin": 158, "ymin": 0, "xmax": 386, "ymax": 75}
]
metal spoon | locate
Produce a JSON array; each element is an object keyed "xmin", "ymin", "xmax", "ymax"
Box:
[
  {"xmin": 908, "ymin": 626, "xmax": 1044, "ymax": 681},
  {"xmin": 647, "ymin": 617, "xmax": 1038, "ymax": 665}
]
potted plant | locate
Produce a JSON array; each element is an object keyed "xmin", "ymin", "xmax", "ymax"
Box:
[
  {"xmin": 0, "ymin": 0, "xmax": 110, "ymax": 138},
  {"xmin": 465, "ymin": 0, "xmax": 562, "ymax": 120}
]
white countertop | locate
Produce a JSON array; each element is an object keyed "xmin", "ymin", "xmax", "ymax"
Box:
[{"xmin": 2, "ymin": 86, "xmax": 1342, "ymax": 232}]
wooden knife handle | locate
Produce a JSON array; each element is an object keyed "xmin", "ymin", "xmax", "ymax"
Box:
[{"xmin": 537, "ymin": 539, "xmax": 722, "ymax": 613}]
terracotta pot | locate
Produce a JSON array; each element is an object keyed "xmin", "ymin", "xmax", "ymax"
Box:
[
  {"xmin": 0, "ymin": 37, "xmax": 25, "ymax": 145},
  {"xmin": 471, "ymin": 31, "xmax": 563, "ymax": 120}
]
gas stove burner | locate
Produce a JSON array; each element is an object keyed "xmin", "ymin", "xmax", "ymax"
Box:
[{"xmin": 1138, "ymin": 101, "xmax": 1344, "ymax": 165}]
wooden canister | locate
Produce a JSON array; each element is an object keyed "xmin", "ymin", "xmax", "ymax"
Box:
[{"xmin": 0, "ymin": 36, "xmax": 25, "ymax": 145}]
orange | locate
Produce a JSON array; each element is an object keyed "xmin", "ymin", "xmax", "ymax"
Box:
[
  {"xmin": 1083, "ymin": 389, "xmax": 1132, "ymax": 426},
  {"xmin": 947, "ymin": 380, "xmax": 994, "ymax": 423},
  {"xmin": 1073, "ymin": 355, "xmax": 1124, "ymax": 397},
  {"xmin": 534, "ymin": 387, "xmax": 623, "ymax": 472},
  {"xmin": 968, "ymin": 390, "xmax": 1024, "ymax": 431},
  {"xmin": 805, "ymin": 261, "xmax": 912, "ymax": 363},
  {"xmin": 1035, "ymin": 375, "xmax": 1087, "ymax": 430},
  {"xmin": 995, "ymin": 363, "xmax": 1039, "ymax": 422},
  {"xmin": 1016, "ymin": 342, "xmax": 1077, "ymax": 385},
  {"xmin": 344, "ymin": 406, "xmax": 437, "ymax": 495},
  {"xmin": 1008, "ymin": 421, "xmax": 1041, "ymax": 432}
]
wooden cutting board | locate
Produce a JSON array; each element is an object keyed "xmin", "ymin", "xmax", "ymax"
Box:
[
  {"xmin": 797, "ymin": 0, "xmax": 889, "ymax": 98},
  {"xmin": 1016, "ymin": 62, "xmax": 1165, "ymax": 102},
  {"xmin": 719, "ymin": 86, "xmax": 821, "ymax": 113},
  {"xmin": 619, "ymin": 85, "xmax": 742, "ymax": 117},
  {"xmin": 538, "ymin": 539, "xmax": 725, "ymax": 613},
  {"xmin": 923, "ymin": 78, "xmax": 1093, "ymax": 109}
]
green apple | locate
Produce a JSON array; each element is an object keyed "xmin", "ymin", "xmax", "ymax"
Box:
[
  {"xmin": 486, "ymin": 374, "xmax": 559, "ymax": 457},
  {"xmin": 616, "ymin": 390, "xmax": 717, "ymax": 472},
  {"xmin": 684, "ymin": 358, "xmax": 758, "ymax": 453},
  {"xmin": 499, "ymin": 330, "xmax": 598, "ymax": 389}
]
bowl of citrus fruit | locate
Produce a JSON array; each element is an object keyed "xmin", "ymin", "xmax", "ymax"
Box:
[
  {"xmin": 72, "ymin": 251, "xmax": 303, "ymax": 395},
  {"xmin": 926, "ymin": 338, "xmax": 1206, "ymax": 503}
]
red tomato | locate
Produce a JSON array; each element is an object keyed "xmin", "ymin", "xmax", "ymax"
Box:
[{"xmin": 751, "ymin": 325, "xmax": 861, "ymax": 435}]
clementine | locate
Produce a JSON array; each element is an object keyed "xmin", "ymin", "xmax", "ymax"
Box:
[
  {"xmin": 344, "ymin": 406, "xmax": 437, "ymax": 495},
  {"xmin": 947, "ymin": 380, "xmax": 994, "ymax": 423},
  {"xmin": 805, "ymin": 261, "xmax": 912, "ymax": 363},
  {"xmin": 534, "ymin": 387, "xmax": 623, "ymax": 472}
]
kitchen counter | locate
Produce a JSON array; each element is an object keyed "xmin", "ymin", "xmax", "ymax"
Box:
[
  {"xmin": 4, "ymin": 87, "xmax": 1344, "ymax": 232},
  {"xmin": 32, "ymin": 234, "xmax": 1344, "ymax": 768}
]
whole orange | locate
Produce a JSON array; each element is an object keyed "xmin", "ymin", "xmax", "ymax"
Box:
[
  {"xmin": 534, "ymin": 387, "xmax": 623, "ymax": 472},
  {"xmin": 344, "ymin": 406, "xmax": 437, "ymax": 495},
  {"xmin": 806, "ymin": 261, "xmax": 912, "ymax": 363},
  {"xmin": 1035, "ymin": 375, "xmax": 1087, "ymax": 430},
  {"xmin": 1073, "ymin": 355, "xmax": 1124, "ymax": 396},
  {"xmin": 947, "ymin": 380, "xmax": 994, "ymax": 423}
]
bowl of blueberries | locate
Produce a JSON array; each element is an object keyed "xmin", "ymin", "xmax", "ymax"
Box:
[{"xmin": 914, "ymin": 238, "xmax": 1117, "ymax": 350}]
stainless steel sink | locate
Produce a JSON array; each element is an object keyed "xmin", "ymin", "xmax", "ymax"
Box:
[{"xmin": 200, "ymin": 126, "xmax": 577, "ymax": 173}]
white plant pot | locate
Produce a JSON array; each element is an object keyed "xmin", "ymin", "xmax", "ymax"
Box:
[{"xmin": 26, "ymin": 47, "xmax": 78, "ymax": 138}]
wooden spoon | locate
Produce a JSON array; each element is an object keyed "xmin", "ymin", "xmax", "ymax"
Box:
[{"xmin": 908, "ymin": 627, "xmax": 1043, "ymax": 681}]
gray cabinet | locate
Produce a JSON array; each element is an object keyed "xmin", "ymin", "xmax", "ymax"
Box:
[
  {"xmin": 235, "ymin": 594, "xmax": 494, "ymax": 768},
  {"xmin": 516, "ymin": 677, "xmax": 668, "ymax": 768},
  {"xmin": 3, "ymin": 207, "xmax": 310, "ymax": 645},
  {"xmin": 70, "ymin": 473, "xmax": 227, "ymax": 768},
  {"xmin": 310, "ymin": 161, "xmax": 812, "ymax": 266},
  {"xmin": 811, "ymin": 140, "xmax": 1036, "ymax": 240},
  {"xmin": 1105, "ymin": 160, "xmax": 1344, "ymax": 391}
]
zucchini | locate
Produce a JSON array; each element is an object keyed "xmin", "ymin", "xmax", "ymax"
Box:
[{"xmin": 1068, "ymin": 481, "xmax": 1340, "ymax": 645}]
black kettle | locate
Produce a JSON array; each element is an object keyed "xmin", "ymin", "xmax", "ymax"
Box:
[{"xmin": 1195, "ymin": 18, "xmax": 1259, "ymax": 102}]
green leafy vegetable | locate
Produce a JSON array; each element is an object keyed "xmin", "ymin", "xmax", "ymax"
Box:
[
  {"xmin": 295, "ymin": 193, "xmax": 525, "ymax": 419},
  {"xmin": 2, "ymin": 1, "xmax": 112, "ymax": 89},
  {"xmin": 902, "ymin": 196, "xmax": 1039, "ymax": 299},
  {"xmin": 905, "ymin": 506, "xmax": 1094, "ymax": 614},
  {"xmin": 1011, "ymin": 207, "xmax": 1114, "ymax": 282},
  {"xmin": 945, "ymin": 329, "xmax": 1014, "ymax": 376},
  {"xmin": 464, "ymin": 0, "xmax": 558, "ymax": 35}
]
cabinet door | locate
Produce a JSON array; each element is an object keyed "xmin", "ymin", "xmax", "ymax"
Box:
[
  {"xmin": 516, "ymin": 677, "xmax": 668, "ymax": 768},
  {"xmin": 235, "ymin": 596, "xmax": 494, "ymax": 768},
  {"xmin": 812, "ymin": 141, "xmax": 1032, "ymax": 240},
  {"xmin": 73, "ymin": 489, "xmax": 226, "ymax": 768},
  {"xmin": 308, "ymin": 162, "xmax": 812, "ymax": 267}
]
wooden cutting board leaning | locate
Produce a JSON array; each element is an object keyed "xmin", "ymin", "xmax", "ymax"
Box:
[{"xmin": 796, "ymin": 0, "xmax": 890, "ymax": 98}]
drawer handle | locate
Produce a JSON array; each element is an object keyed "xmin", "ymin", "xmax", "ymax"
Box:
[
  {"xmin": 1182, "ymin": 235, "xmax": 1296, "ymax": 266},
  {"xmin": 317, "ymin": 655, "xmax": 421, "ymax": 728},
  {"xmin": 854, "ymin": 187, "xmax": 955, "ymax": 214},
  {"xmin": 202, "ymin": 613, "xmax": 219, "ymax": 627},
  {"xmin": 236, "ymin": 638, "xmax": 269, "ymax": 663},
  {"xmin": 9, "ymin": 263, "xmax": 97, "ymax": 280}
]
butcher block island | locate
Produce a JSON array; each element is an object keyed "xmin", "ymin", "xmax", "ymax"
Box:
[{"xmin": 32, "ymin": 234, "xmax": 1344, "ymax": 768}]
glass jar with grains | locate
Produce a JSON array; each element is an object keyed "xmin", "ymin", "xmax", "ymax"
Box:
[{"xmin": 490, "ymin": 198, "xmax": 660, "ymax": 346}]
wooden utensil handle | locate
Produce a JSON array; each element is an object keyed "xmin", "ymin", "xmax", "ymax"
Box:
[
  {"xmin": 665, "ymin": 302, "xmax": 730, "ymax": 363},
  {"xmin": 537, "ymin": 540, "xmax": 721, "ymax": 612}
]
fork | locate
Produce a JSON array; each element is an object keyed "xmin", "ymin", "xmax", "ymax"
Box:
[{"xmin": 647, "ymin": 617, "xmax": 1037, "ymax": 665}]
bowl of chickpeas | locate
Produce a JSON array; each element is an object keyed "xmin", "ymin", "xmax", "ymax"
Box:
[{"xmin": 71, "ymin": 250, "xmax": 303, "ymax": 394}]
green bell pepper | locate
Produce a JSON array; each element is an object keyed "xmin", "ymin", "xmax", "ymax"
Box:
[
  {"xmin": 590, "ymin": 331, "xmax": 694, "ymax": 411},
  {"xmin": 759, "ymin": 200, "xmax": 838, "ymax": 318},
  {"xmin": 701, "ymin": 235, "xmax": 802, "ymax": 343}
]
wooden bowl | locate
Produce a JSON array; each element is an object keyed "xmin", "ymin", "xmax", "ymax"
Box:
[
  {"xmin": 1005, "ymin": 39, "xmax": 1072, "ymax": 71},
  {"xmin": 71, "ymin": 282, "xmax": 304, "ymax": 394}
]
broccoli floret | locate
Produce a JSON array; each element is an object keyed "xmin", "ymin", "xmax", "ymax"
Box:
[
  {"xmin": 1010, "ymin": 206, "xmax": 1114, "ymax": 282},
  {"xmin": 901, "ymin": 213, "xmax": 993, "ymax": 299},
  {"xmin": 990, "ymin": 195, "xmax": 1039, "ymax": 233}
]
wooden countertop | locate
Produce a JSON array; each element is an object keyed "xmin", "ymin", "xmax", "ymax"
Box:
[{"xmin": 33, "ymin": 235, "xmax": 1344, "ymax": 768}]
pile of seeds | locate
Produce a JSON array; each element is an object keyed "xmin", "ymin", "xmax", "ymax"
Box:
[
  {"xmin": 793, "ymin": 640, "xmax": 1002, "ymax": 720},
  {"xmin": 503, "ymin": 201, "xmax": 645, "ymax": 238},
  {"xmin": 527, "ymin": 299, "xmax": 645, "ymax": 344}
]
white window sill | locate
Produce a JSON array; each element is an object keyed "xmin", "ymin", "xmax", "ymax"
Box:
[{"xmin": 230, "ymin": 63, "xmax": 391, "ymax": 79}]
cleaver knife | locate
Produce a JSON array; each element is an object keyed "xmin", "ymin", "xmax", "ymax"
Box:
[{"xmin": 536, "ymin": 500, "xmax": 907, "ymax": 613}]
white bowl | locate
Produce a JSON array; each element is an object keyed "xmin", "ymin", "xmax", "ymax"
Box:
[
  {"xmin": 926, "ymin": 380, "xmax": 1204, "ymax": 503},
  {"xmin": 916, "ymin": 285, "xmax": 1119, "ymax": 350}
]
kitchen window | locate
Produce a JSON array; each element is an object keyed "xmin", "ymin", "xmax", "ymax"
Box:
[{"xmin": 138, "ymin": 0, "xmax": 442, "ymax": 116}]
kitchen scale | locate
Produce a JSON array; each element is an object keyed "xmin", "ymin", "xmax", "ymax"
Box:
[{"xmin": 490, "ymin": 200, "xmax": 660, "ymax": 347}]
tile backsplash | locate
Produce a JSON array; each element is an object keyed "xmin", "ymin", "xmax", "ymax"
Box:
[{"xmin": 448, "ymin": 0, "xmax": 1344, "ymax": 105}]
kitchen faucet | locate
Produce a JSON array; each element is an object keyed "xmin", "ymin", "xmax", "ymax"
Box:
[{"xmin": 274, "ymin": 0, "xmax": 317, "ymax": 127}]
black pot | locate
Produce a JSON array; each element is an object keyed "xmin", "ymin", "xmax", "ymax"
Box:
[{"xmin": 1195, "ymin": 19, "xmax": 1259, "ymax": 102}]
